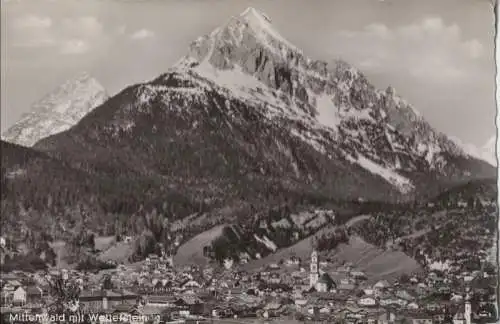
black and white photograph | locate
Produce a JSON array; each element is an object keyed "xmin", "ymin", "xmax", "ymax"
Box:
[{"xmin": 0, "ymin": 0, "xmax": 498, "ymax": 323}]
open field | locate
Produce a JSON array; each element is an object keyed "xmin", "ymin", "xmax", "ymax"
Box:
[
  {"xmin": 98, "ymin": 240, "xmax": 135, "ymax": 263},
  {"xmin": 243, "ymin": 214, "xmax": 370, "ymax": 271},
  {"xmin": 172, "ymin": 213, "xmax": 420, "ymax": 282},
  {"xmin": 325, "ymin": 235, "xmax": 421, "ymax": 282},
  {"xmin": 174, "ymin": 224, "xmax": 227, "ymax": 267}
]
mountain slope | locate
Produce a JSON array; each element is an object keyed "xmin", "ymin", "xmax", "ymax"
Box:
[
  {"xmin": 450, "ymin": 135, "xmax": 497, "ymax": 167},
  {"xmin": 2, "ymin": 72, "xmax": 108, "ymax": 147},
  {"xmin": 35, "ymin": 8, "xmax": 493, "ymax": 203},
  {"xmin": 481, "ymin": 136, "xmax": 497, "ymax": 166},
  {"xmin": 1, "ymin": 7, "xmax": 496, "ymax": 266}
]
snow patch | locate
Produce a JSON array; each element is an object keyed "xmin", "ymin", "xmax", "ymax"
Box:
[
  {"xmin": 253, "ymin": 234, "xmax": 277, "ymax": 252},
  {"xmin": 239, "ymin": 7, "xmax": 299, "ymax": 53},
  {"xmin": 314, "ymin": 94, "xmax": 341, "ymax": 131},
  {"xmin": 346, "ymin": 154, "xmax": 414, "ymax": 193}
]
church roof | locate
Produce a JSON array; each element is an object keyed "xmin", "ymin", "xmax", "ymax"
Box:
[{"xmin": 318, "ymin": 273, "xmax": 335, "ymax": 286}]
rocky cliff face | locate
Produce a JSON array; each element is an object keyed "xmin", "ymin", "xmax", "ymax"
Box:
[
  {"xmin": 168, "ymin": 8, "xmax": 490, "ymax": 190},
  {"xmin": 2, "ymin": 72, "xmax": 108, "ymax": 147},
  {"xmin": 32, "ymin": 8, "xmax": 494, "ymax": 202}
]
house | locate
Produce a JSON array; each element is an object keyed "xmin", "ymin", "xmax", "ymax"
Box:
[
  {"xmin": 79, "ymin": 289, "xmax": 138, "ymax": 312},
  {"xmin": 340, "ymin": 278, "xmax": 355, "ymax": 285},
  {"xmin": 0, "ymin": 290, "xmax": 13, "ymax": 306},
  {"xmin": 294, "ymin": 298, "xmax": 308, "ymax": 308},
  {"xmin": 26, "ymin": 286, "xmax": 43, "ymax": 304},
  {"xmin": 315, "ymin": 273, "xmax": 335, "ymax": 292},
  {"xmin": 12, "ymin": 287, "xmax": 26, "ymax": 306},
  {"xmin": 377, "ymin": 310, "xmax": 397, "ymax": 324},
  {"xmin": 223, "ymin": 258, "xmax": 234, "ymax": 270},
  {"xmin": 144, "ymin": 295, "xmax": 175, "ymax": 308},
  {"xmin": 338, "ymin": 283, "xmax": 355, "ymax": 291},
  {"xmin": 411, "ymin": 314, "xmax": 433, "ymax": 324},
  {"xmin": 453, "ymin": 307, "xmax": 466, "ymax": 324},
  {"xmin": 450, "ymin": 294, "xmax": 463, "ymax": 303},
  {"xmin": 373, "ymin": 280, "xmax": 390, "ymax": 290},
  {"xmin": 358, "ymin": 297, "xmax": 377, "ymax": 307},
  {"xmin": 350, "ymin": 271, "xmax": 367, "ymax": 280},
  {"xmin": 0, "ymin": 273, "xmax": 19, "ymax": 283},
  {"xmin": 338, "ymin": 306, "xmax": 368, "ymax": 321},
  {"xmin": 173, "ymin": 296, "xmax": 204, "ymax": 315},
  {"xmin": 363, "ymin": 289, "xmax": 374, "ymax": 296},
  {"xmin": 407, "ymin": 302, "xmax": 419, "ymax": 310},
  {"xmin": 268, "ymin": 273, "xmax": 281, "ymax": 284},
  {"xmin": 319, "ymin": 306, "xmax": 331, "ymax": 314},
  {"xmin": 396, "ymin": 289, "xmax": 416, "ymax": 302},
  {"xmin": 180, "ymin": 279, "xmax": 201, "ymax": 290},
  {"xmin": 268, "ymin": 263, "xmax": 280, "ymax": 270},
  {"xmin": 285, "ymin": 256, "xmax": 301, "ymax": 266},
  {"xmin": 239, "ymin": 253, "xmax": 250, "ymax": 264}
]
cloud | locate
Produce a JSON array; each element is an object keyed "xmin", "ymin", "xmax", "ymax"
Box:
[
  {"xmin": 11, "ymin": 14, "xmax": 56, "ymax": 47},
  {"xmin": 13, "ymin": 14, "xmax": 52, "ymax": 28},
  {"xmin": 61, "ymin": 16, "xmax": 103, "ymax": 39},
  {"xmin": 12, "ymin": 38, "xmax": 56, "ymax": 48},
  {"xmin": 335, "ymin": 16, "xmax": 488, "ymax": 84},
  {"xmin": 462, "ymin": 39, "xmax": 484, "ymax": 59},
  {"xmin": 130, "ymin": 28, "xmax": 155, "ymax": 40},
  {"xmin": 116, "ymin": 25, "xmax": 127, "ymax": 35},
  {"xmin": 364, "ymin": 23, "xmax": 391, "ymax": 40},
  {"xmin": 59, "ymin": 39, "xmax": 90, "ymax": 55},
  {"xmin": 9, "ymin": 13, "xmax": 108, "ymax": 54}
]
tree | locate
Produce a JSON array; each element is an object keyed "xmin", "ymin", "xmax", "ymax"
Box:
[
  {"xmin": 102, "ymin": 274, "xmax": 113, "ymax": 290},
  {"xmin": 443, "ymin": 306, "xmax": 453, "ymax": 323},
  {"xmin": 399, "ymin": 273, "xmax": 410, "ymax": 284},
  {"xmin": 47, "ymin": 274, "xmax": 81, "ymax": 321}
]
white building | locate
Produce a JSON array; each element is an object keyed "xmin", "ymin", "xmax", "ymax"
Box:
[
  {"xmin": 12, "ymin": 287, "xmax": 26, "ymax": 306},
  {"xmin": 465, "ymin": 290, "xmax": 471, "ymax": 324},
  {"xmin": 309, "ymin": 250, "xmax": 319, "ymax": 288},
  {"xmin": 358, "ymin": 297, "xmax": 377, "ymax": 307}
]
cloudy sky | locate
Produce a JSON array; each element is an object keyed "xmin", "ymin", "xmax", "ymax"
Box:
[{"xmin": 0, "ymin": 0, "xmax": 496, "ymax": 147}]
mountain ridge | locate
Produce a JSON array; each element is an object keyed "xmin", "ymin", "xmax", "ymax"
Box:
[
  {"xmin": 34, "ymin": 7, "xmax": 494, "ymax": 198},
  {"xmin": 0, "ymin": 7, "xmax": 496, "ymax": 266},
  {"xmin": 450, "ymin": 135, "xmax": 497, "ymax": 167},
  {"xmin": 1, "ymin": 72, "xmax": 108, "ymax": 147}
]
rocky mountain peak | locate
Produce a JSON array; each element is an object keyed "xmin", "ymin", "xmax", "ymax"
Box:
[
  {"xmin": 163, "ymin": 8, "xmax": 480, "ymax": 181},
  {"xmin": 1, "ymin": 72, "xmax": 108, "ymax": 147},
  {"xmin": 28, "ymin": 8, "xmax": 493, "ymax": 202},
  {"xmin": 385, "ymin": 86, "xmax": 396, "ymax": 97},
  {"xmin": 176, "ymin": 7, "xmax": 306, "ymax": 85}
]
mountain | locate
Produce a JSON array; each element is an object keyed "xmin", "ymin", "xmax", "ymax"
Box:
[
  {"xmin": 481, "ymin": 136, "xmax": 497, "ymax": 166},
  {"xmin": 450, "ymin": 135, "xmax": 497, "ymax": 167},
  {"xmin": 432, "ymin": 177, "xmax": 497, "ymax": 205},
  {"xmin": 1, "ymin": 8, "xmax": 496, "ymax": 264},
  {"xmin": 1, "ymin": 72, "xmax": 108, "ymax": 147},
  {"xmin": 36, "ymin": 8, "xmax": 493, "ymax": 198}
]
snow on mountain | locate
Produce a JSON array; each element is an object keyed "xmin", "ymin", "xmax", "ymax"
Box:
[
  {"xmin": 450, "ymin": 135, "xmax": 497, "ymax": 167},
  {"xmin": 1, "ymin": 72, "xmax": 108, "ymax": 147},
  {"xmin": 481, "ymin": 136, "xmax": 497, "ymax": 166},
  {"xmin": 33, "ymin": 7, "xmax": 494, "ymax": 201},
  {"xmin": 167, "ymin": 7, "xmax": 480, "ymax": 192}
]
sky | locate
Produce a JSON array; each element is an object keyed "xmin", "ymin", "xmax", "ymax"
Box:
[{"xmin": 0, "ymin": 0, "xmax": 496, "ymax": 147}]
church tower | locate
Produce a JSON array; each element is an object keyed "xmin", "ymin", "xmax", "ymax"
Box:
[
  {"xmin": 310, "ymin": 249, "xmax": 319, "ymax": 288},
  {"xmin": 464, "ymin": 286, "xmax": 471, "ymax": 324}
]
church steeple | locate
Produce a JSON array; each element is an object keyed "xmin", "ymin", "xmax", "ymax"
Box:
[
  {"xmin": 310, "ymin": 248, "xmax": 319, "ymax": 288},
  {"xmin": 464, "ymin": 285, "xmax": 471, "ymax": 324}
]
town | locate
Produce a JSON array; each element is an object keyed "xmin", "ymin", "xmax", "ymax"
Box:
[{"xmin": 0, "ymin": 231, "xmax": 497, "ymax": 324}]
